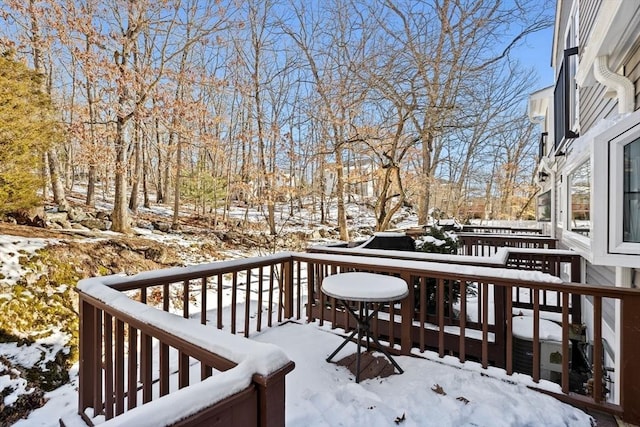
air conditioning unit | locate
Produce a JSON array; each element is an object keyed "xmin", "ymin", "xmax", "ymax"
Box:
[{"xmin": 540, "ymin": 340, "xmax": 572, "ymax": 382}]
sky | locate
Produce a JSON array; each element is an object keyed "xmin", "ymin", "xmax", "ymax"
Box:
[{"xmin": 516, "ymin": 26, "xmax": 555, "ymax": 88}]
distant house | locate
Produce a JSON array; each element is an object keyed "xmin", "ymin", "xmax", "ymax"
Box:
[
  {"xmin": 321, "ymin": 158, "xmax": 377, "ymax": 199},
  {"xmin": 528, "ymin": 0, "xmax": 640, "ymax": 404}
]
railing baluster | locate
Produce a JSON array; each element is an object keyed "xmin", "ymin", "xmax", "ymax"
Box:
[
  {"xmin": 217, "ymin": 273, "xmax": 223, "ymax": 329},
  {"xmin": 179, "ymin": 351, "xmax": 189, "ymax": 389},
  {"xmin": 278, "ymin": 263, "xmax": 284, "ymax": 323},
  {"xmin": 459, "ymin": 280, "xmax": 467, "ymax": 363},
  {"xmin": 201, "ymin": 277, "xmax": 207, "ymax": 325},
  {"xmin": 532, "ymin": 288, "xmax": 540, "ymax": 383},
  {"xmin": 163, "ymin": 283, "xmax": 169, "ymax": 312},
  {"xmin": 115, "ymin": 319, "xmax": 125, "ymax": 416},
  {"xmin": 505, "ymin": 285, "xmax": 512, "ymax": 375},
  {"xmin": 231, "ymin": 271, "xmax": 237, "ymax": 334},
  {"xmin": 438, "ymin": 278, "xmax": 445, "ymax": 358},
  {"xmin": 258, "ymin": 266, "xmax": 264, "ymax": 331},
  {"xmin": 159, "ymin": 341, "xmax": 169, "ymax": 397},
  {"xmin": 93, "ymin": 309, "xmax": 103, "ymax": 416},
  {"xmin": 481, "ymin": 281, "xmax": 488, "ymax": 369},
  {"xmin": 297, "ymin": 261, "xmax": 302, "ymax": 320},
  {"xmin": 127, "ymin": 325, "xmax": 138, "ymax": 410},
  {"xmin": 561, "ymin": 292, "xmax": 570, "ymax": 393},
  {"xmin": 245, "ymin": 268, "xmax": 251, "ymax": 338},
  {"xmin": 330, "ymin": 296, "xmax": 337, "ymax": 329},
  {"xmin": 419, "ymin": 276, "xmax": 426, "ymax": 352},
  {"xmin": 141, "ymin": 332, "xmax": 152, "ymax": 403},
  {"xmin": 593, "ymin": 296, "xmax": 603, "ymax": 403},
  {"xmin": 183, "ymin": 279, "xmax": 190, "ymax": 319},
  {"xmin": 268, "ymin": 267, "xmax": 274, "ymax": 327},
  {"xmin": 306, "ymin": 263, "xmax": 313, "ymax": 323},
  {"xmin": 104, "ymin": 313, "xmax": 114, "ymax": 419}
]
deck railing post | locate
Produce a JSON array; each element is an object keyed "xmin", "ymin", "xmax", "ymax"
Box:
[
  {"xmin": 570, "ymin": 255, "xmax": 582, "ymax": 324},
  {"xmin": 283, "ymin": 259, "xmax": 294, "ymax": 319},
  {"xmin": 78, "ymin": 295, "xmax": 96, "ymax": 417},
  {"xmin": 621, "ymin": 294, "xmax": 640, "ymax": 425},
  {"xmin": 253, "ymin": 362, "xmax": 295, "ymax": 427}
]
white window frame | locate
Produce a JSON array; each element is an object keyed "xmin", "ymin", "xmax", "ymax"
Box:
[
  {"xmin": 592, "ymin": 110, "xmax": 640, "ymax": 266},
  {"xmin": 609, "ymin": 123, "xmax": 640, "ymax": 255}
]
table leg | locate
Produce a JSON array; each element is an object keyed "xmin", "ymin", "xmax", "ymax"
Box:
[{"xmin": 326, "ymin": 300, "xmax": 404, "ymax": 382}]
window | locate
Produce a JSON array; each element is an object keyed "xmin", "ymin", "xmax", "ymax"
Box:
[
  {"xmin": 537, "ymin": 190, "xmax": 551, "ymax": 222},
  {"xmin": 569, "ymin": 161, "xmax": 590, "ymax": 236},
  {"xmin": 623, "ymin": 138, "xmax": 640, "ymax": 243},
  {"xmin": 554, "ymin": 47, "xmax": 579, "ymax": 149},
  {"xmin": 608, "ymin": 123, "xmax": 640, "ymax": 255}
]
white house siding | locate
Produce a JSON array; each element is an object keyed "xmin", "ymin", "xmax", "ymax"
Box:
[
  {"xmin": 578, "ymin": 0, "xmax": 600, "ymax": 52},
  {"xmin": 628, "ymin": 41, "xmax": 640, "ymax": 109},
  {"xmin": 579, "ymin": 83, "xmax": 617, "ymax": 133}
]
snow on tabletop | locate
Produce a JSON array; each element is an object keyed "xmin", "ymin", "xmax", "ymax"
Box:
[
  {"xmin": 299, "ymin": 252, "xmax": 563, "ymax": 284},
  {"xmin": 372, "ymin": 231, "xmax": 406, "ymax": 237},
  {"xmin": 512, "ymin": 315, "xmax": 564, "ymax": 341},
  {"xmin": 321, "ymin": 272, "xmax": 409, "ymax": 301},
  {"xmin": 77, "ymin": 279, "xmax": 291, "ymax": 376}
]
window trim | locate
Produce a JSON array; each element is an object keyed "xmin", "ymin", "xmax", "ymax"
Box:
[{"xmin": 609, "ymin": 124, "xmax": 640, "ymax": 255}]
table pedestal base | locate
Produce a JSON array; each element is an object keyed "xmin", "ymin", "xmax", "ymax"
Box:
[{"xmin": 326, "ymin": 301, "xmax": 403, "ymax": 383}]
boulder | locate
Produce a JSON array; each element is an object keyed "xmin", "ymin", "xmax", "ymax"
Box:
[
  {"xmin": 80, "ymin": 218, "xmax": 110, "ymax": 231},
  {"xmin": 10, "ymin": 207, "xmax": 46, "ymax": 227},
  {"xmin": 153, "ymin": 222, "xmax": 171, "ymax": 233},
  {"xmin": 67, "ymin": 207, "xmax": 87, "ymax": 222}
]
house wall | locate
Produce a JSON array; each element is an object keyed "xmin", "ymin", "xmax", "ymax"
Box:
[
  {"xmin": 578, "ymin": 0, "xmax": 600, "ymax": 52},
  {"xmin": 628, "ymin": 41, "xmax": 640, "ymax": 109}
]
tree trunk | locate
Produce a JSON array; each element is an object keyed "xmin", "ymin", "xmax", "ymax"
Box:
[
  {"xmin": 112, "ymin": 118, "xmax": 131, "ymax": 233},
  {"xmin": 48, "ymin": 149, "xmax": 70, "ymax": 211}
]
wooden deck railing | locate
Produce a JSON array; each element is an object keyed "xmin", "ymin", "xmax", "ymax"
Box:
[
  {"xmin": 457, "ymin": 233, "xmax": 557, "ymax": 256},
  {"xmin": 76, "ymin": 253, "xmax": 297, "ymax": 427},
  {"xmin": 460, "ymin": 225, "xmax": 543, "ymax": 235},
  {"xmin": 76, "ymin": 251, "xmax": 640, "ymax": 425}
]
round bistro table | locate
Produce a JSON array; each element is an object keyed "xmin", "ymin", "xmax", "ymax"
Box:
[{"xmin": 321, "ymin": 271, "xmax": 409, "ymax": 383}]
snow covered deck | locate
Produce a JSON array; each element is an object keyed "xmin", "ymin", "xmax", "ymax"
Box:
[{"xmin": 74, "ymin": 250, "xmax": 640, "ymax": 426}]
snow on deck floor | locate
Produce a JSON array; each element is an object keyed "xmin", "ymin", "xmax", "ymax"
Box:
[
  {"xmin": 15, "ymin": 321, "xmax": 592, "ymax": 427},
  {"xmin": 253, "ymin": 322, "xmax": 592, "ymax": 427}
]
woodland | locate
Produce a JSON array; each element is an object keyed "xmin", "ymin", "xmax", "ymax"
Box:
[{"xmin": 0, "ymin": 0, "xmax": 552, "ymax": 240}]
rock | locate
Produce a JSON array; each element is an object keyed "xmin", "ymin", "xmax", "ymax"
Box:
[
  {"xmin": 95, "ymin": 211, "xmax": 110, "ymax": 220},
  {"xmin": 136, "ymin": 220, "xmax": 154, "ymax": 230},
  {"xmin": 10, "ymin": 207, "xmax": 46, "ymax": 227},
  {"xmin": 145, "ymin": 247, "xmax": 169, "ymax": 263},
  {"xmin": 71, "ymin": 223, "xmax": 88, "ymax": 230},
  {"xmin": 153, "ymin": 222, "xmax": 171, "ymax": 233},
  {"xmin": 47, "ymin": 212, "xmax": 69, "ymax": 224},
  {"xmin": 80, "ymin": 218, "xmax": 110, "ymax": 231},
  {"xmin": 67, "ymin": 207, "xmax": 87, "ymax": 222}
]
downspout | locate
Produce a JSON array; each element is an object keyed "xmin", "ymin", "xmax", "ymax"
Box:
[{"xmin": 593, "ymin": 55, "xmax": 635, "ymax": 114}]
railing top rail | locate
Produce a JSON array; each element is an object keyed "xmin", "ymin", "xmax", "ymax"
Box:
[
  {"xmin": 456, "ymin": 233, "xmax": 556, "ymax": 241},
  {"xmin": 507, "ymin": 248, "xmax": 579, "ymax": 257},
  {"xmin": 307, "ymin": 245, "xmax": 510, "ymax": 266},
  {"xmin": 293, "ymin": 252, "xmax": 640, "ymax": 298},
  {"xmin": 80, "ymin": 251, "xmax": 294, "ymax": 292},
  {"xmin": 77, "ymin": 278, "xmax": 291, "ymax": 376}
]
